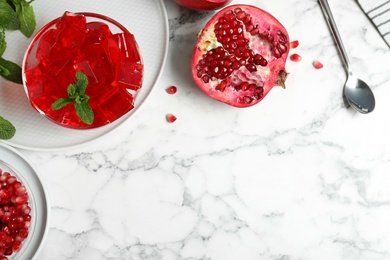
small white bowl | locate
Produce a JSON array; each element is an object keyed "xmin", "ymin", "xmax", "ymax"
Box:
[{"xmin": 0, "ymin": 144, "xmax": 49, "ymax": 260}]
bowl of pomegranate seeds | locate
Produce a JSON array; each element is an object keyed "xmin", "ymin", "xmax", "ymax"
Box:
[
  {"xmin": 0, "ymin": 143, "xmax": 49, "ymax": 259},
  {"xmin": 22, "ymin": 11, "xmax": 144, "ymax": 129}
]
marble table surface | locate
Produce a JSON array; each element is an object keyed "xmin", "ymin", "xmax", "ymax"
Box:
[{"xmin": 8, "ymin": 0, "xmax": 390, "ymax": 259}]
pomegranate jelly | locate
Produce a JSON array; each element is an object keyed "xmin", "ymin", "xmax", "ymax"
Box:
[{"xmin": 23, "ymin": 11, "xmax": 143, "ymax": 129}]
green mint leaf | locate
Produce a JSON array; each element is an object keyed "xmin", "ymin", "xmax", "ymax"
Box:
[
  {"xmin": 0, "ymin": 57, "xmax": 22, "ymax": 84},
  {"xmin": 0, "ymin": 116, "xmax": 16, "ymax": 140},
  {"xmin": 75, "ymin": 71, "xmax": 88, "ymax": 95},
  {"xmin": 67, "ymin": 84, "xmax": 77, "ymax": 98},
  {"xmin": 0, "ymin": 27, "xmax": 6, "ymax": 56},
  {"xmin": 0, "ymin": 0, "xmax": 20, "ymax": 30},
  {"xmin": 15, "ymin": 0, "xmax": 35, "ymax": 37},
  {"xmin": 75, "ymin": 102, "xmax": 94, "ymax": 125},
  {"xmin": 52, "ymin": 98, "xmax": 73, "ymax": 110}
]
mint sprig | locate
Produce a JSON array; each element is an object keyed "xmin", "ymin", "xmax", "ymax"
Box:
[
  {"xmin": 0, "ymin": 0, "xmax": 37, "ymax": 139},
  {"xmin": 52, "ymin": 72, "xmax": 94, "ymax": 125}
]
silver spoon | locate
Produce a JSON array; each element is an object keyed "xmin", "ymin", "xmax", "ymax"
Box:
[{"xmin": 318, "ymin": 0, "xmax": 375, "ymax": 114}]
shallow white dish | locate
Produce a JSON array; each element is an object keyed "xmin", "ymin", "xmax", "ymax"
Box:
[
  {"xmin": 0, "ymin": 0, "xmax": 169, "ymax": 151},
  {"xmin": 0, "ymin": 143, "xmax": 49, "ymax": 260}
]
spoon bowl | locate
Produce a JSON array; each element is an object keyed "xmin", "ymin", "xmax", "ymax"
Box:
[
  {"xmin": 344, "ymin": 76, "xmax": 375, "ymax": 113},
  {"xmin": 319, "ymin": 0, "xmax": 375, "ymax": 114}
]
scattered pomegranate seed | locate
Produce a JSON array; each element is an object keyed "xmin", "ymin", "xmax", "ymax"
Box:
[
  {"xmin": 290, "ymin": 53, "xmax": 302, "ymax": 62},
  {"xmin": 0, "ymin": 168, "xmax": 31, "ymax": 260},
  {"xmin": 313, "ymin": 60, "xmax": 323, "ymax": 69},
  {"xmin": 290, "ymin": 40, "xmax": 299, "ymax": 49},
  {"xmin": 166, "ymin": 86, "xmax": 177, "ymax": 94},
  {"xmin": 166, "ymin": 114, "xmax": 177, "ymax": 123}
]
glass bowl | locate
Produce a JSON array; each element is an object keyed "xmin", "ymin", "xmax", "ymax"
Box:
[{"xmin": 22, "ymin": 12, "xmax": 144, "ymax": 129}]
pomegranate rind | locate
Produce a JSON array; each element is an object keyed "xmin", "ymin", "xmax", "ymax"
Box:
[
  {"xmin": 191, "ymin": 4, "xmax": 290, "ymax": 108},
  {"xmin": 174, "ymin": 0, "xmax": 232, "ymax": 11}
]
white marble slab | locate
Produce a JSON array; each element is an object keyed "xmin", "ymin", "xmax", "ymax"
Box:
[{"xmin": 17, "ymin": 0, "xmax": 390, "ymax": 259}]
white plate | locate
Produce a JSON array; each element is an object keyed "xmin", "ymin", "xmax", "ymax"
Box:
[
  {"xmin": 0, "ymin": 143, "xmax": 49, "ymax": 260},
  {"xmin": 0, "ymin": 0, "xmax": 169, "ymax": 151}
]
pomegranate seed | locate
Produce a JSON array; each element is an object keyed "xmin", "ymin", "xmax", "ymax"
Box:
[
  {"xmin": 0, "ymin": 190, "xmax": 9, "ymax": 200},
  {"xmin": 290, "ymin": 40, "xmax": 299, "ymax": 49},
  {"xmin": 202, "ymin": 75, "xmax": 210, "ymax": 83},
  {"xmin": 250, "ymin": 27, "xmax": 259, "ymax": 35},
  {"xmin": 4, "ymin": 248, "xmax": 12, "ymax": 256},
  {"xmin": 11, "ymin": 241, "xmax": 21, "ymax": 252},
  {"xmin": 273, "ymin": 48, "xmax": 281, "ymax": 58},
  {"xmin": 18, "ymin": 229, "xmax": 28, "ymax": 239},
  {"xmin": 6, "ymin": 176, "xmax": 16, "ymax": 185},
  {"xmin": 290, "ymin": 53, "xmax": 302, "ymax": 62},
  {"xmin": 216, "ymin": 80, "xmax": 227, "ymax": 91},
  {"xmin": 166, "ymin": 86, "xmax": 177, "ymax": 94},
  {"xmin": 313, "ymin": 60, "xmax": 323, "ymax": 69},
  {"xmin": 245, "ymin": 64, "xmax": 257, "ymax": 72},
  {"xmin": 8, "ymin": 221, "xmax": 18, "ymax": 230},
  {"xmin": 166, "ymin": 114, "xmax": 177, "ymax": 123},
  {"xmin": 240, "ymin": 96, "xmax": 253, "ymax": 104}
]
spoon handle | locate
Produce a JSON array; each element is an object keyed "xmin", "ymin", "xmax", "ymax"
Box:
[{"xmin": 318, "ymin": 0, "xmax": 353, "ymax": 75}]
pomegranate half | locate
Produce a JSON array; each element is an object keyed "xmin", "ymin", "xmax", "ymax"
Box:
[
  {"xmin": 191, "ymin": 5, "xmax": 290, "ymax": 108},
  {"xmin": 174, "ymin": 0, "xmax": 232, "ymax": 11}
]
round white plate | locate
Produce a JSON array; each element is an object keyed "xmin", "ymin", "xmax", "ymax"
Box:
[
  {"xmin": 0, "ymin": 0, "xmax": 169, "ymax": 151},
  {"xmin": 0, "ymin": 143, "xmax": 49, "ymax": 260}
]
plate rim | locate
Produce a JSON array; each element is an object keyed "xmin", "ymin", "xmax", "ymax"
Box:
[{"xmin": 1, "ymin": 0, "xmax": 169, "ymax": 152}]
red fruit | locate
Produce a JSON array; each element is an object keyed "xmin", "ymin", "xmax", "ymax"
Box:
[
  {"xmin": 313, "ymin": 60, "xmax": 323, "ymax": 69},
  {"xmin": 174, "ymin": 0, "xmax": 232, "ymax": 11},
  {"xmin": 290, "ymin": 40, "xmax": 299, "ymax": 49},
  {"xmin": 166, "ymin": 86, "xmax": 177, "ymax": 94},
  {"xmin": 166, "ymin": 114, "xmax": 177, "ymax": 123},
  {"xmin": 290, "ymin": 53, "xmax": 302, "ymax": 62},
  {"xmin": 191, "ymin": 5, "xmax": 290, "ymax": 108}
]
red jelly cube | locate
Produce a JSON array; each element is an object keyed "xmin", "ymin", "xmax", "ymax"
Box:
[
  {"xmin": 56, "ymin": 12, "xmax": 87, "ymax": 49},
  {"xmin": 36, "ymin": 28, "xmax": 57, "ymax": 62},
  {"xmin": 86, "ymin": 22, "xmax": 112, "ymax": 38},
  {"xmin": 96, "ymin": 87, "xmax": 135, "ymax": 121},
  {"xmin": 75, "ymin": 44, "xmax": 115, "ymax": 86},
  {"xmin": 117, "ymin": 33, "xmax": 141, "ymax": 62},
  {"xmin": 116, "ymin": 62, "xmax": 143, "ymax": 90},
  {"xmin": 105, "ymin": 35, "xmax": 120, "ymax": 67},
  {"xmin": 83, "ymin": 22, "xmax": 111, "ymax": 47}
]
